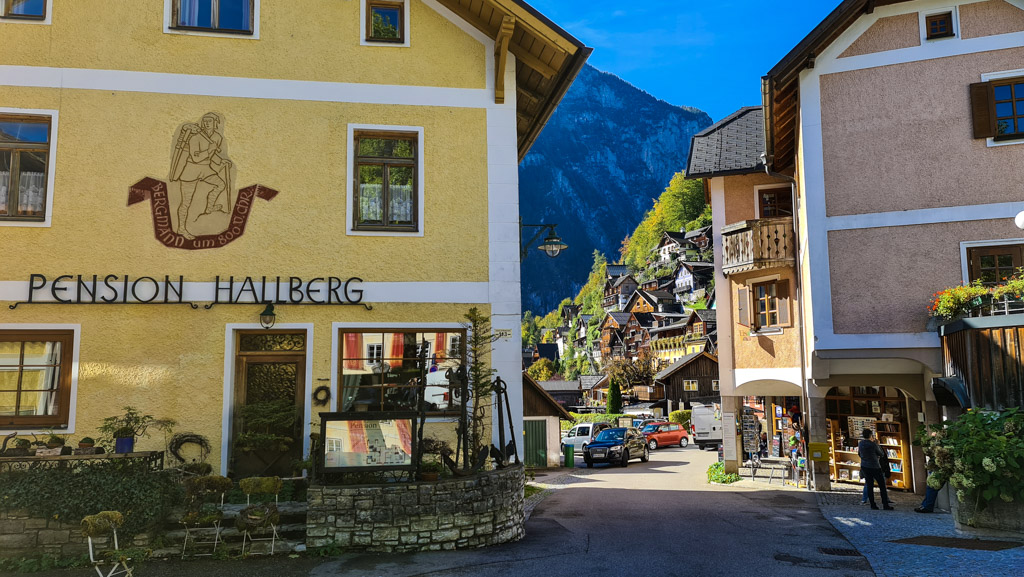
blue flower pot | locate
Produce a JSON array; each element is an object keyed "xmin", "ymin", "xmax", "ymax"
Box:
[{"xmin": 114, "ymin": 437, "xmax": 135, "ymax": 454}]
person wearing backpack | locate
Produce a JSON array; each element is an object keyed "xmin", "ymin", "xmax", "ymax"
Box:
[{"xmin": 859, "ymin": 428, "xmax": 894, "ymax": 510}]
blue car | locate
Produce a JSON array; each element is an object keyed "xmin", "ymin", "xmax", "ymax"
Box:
[{"xmin": 582, "ymin": 427, "xmax": 649, "ymax": 467}]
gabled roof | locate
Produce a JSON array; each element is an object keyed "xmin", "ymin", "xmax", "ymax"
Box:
[
  {"xmin": 522, "ymin": 372, "xmax": 573, "ymax": 420},
  {"xmin": 660, "ymin": 231, "xmax": 688, "ymax": 247},
  {"xmin": 606, "ymin": 264, "xmax": 630, "ymax": 278},
  {"xmin": 685, "ymin": 106, "xmax": 766, "ymax": 179},
  {"xmin": 579, "ymin": 374, "xmax": 609, "ymax": 390},
  {"xmin": 605, "ymin": 312, "xmax": 632, "ymax": 327},
  {"xmin": 694, "ymin": 309, "xmax": 716, "ymax": 323},
  {"xmin": 612, "ymin": 274, "xmax": 637, "ymax": 289},
  {"xmin": 763, "ymin": 0, "xmax": 913, "ymax": 171},
  {"xmin": 537, "ymin": 379, "xmax": 581, "ymax": 392},
  {"xmin": 435, "ymin": 0, "xmax": 592, "ymax": 160},
  {"xmin": 648, "ymin": 290, "xmax": 675, "ymax": 301},
  {"xmin": 654, "ymin": 350, "xmax": 718, "ymax": 381},
  {"xmin": 631, "ymin": 312, "xmax": 657, "ymax": 328},
  {"xmin": 684, "ymin": 226, "xmax": 711, "ymax": 240}
]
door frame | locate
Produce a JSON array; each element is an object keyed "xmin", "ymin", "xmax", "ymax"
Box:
[{"xmin": 221, "ymin": 323, "xmax": 314, "ymax": 476}]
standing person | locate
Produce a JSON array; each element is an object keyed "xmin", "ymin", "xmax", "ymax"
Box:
[{"xmin": 859, "ymin": 429, "xmax": 894, "ymax": 510}]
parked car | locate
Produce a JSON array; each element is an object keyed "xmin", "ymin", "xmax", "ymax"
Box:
[
  {"xmin": 561, "ymin": 422, "xmax": 612, "ymax": 453},
  {"xmin": 641, "ymin": 422, "xmax": 689, "ymax": 450},
  {"xmin": 634, "ymin": 418, "xmax": 661, "ymax": 430},
  {"xmin": 582, "ymin": 427, "xmax": 649, "ymax": 467}
]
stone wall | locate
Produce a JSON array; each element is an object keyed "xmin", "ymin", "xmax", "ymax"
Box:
[
  {"xmin": 0, "ymin": 509, "xmax": 150, "ymax": 557},
  {"xmin": 306, "ymin": 465, "xmax": 525, "ymax": 552},
  {"xmin": 952, "ymin": 495, "xmax": 1024, "ymax": 534}
]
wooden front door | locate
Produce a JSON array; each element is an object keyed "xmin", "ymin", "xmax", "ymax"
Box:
[{"xmin": 231, "ymin": 331, "xmax": 306, "ymax": 479}]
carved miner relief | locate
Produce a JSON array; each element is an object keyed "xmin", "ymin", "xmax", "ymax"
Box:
[{"xmin": 129, "ymin": 113, "xmax": 279, "ymax": 250}]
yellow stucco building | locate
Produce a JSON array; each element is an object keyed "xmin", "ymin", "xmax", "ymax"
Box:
[{"xmin": 0, "ymin": 0, "xmax": 588, "ymax": 476}]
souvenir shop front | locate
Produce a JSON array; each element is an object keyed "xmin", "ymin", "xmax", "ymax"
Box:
[
  {"xmin": 742, "ymin": 395, "xmax": 804, "ymax": 458},
  {"xmin": 825, "ymin": 386, "xmax": 914, "ymax": 491}
]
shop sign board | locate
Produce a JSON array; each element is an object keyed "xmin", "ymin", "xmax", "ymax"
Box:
[
  {"xmin": 808, "ymin": 442, "xmax": 830, "ymax": 462},
  {"xmin": 320, "ymin": 412, "xmax": 417, "ymax": 472},
  {"xmin": 722, "ymin": 412, "xmax": 737, "ymax": 461}
]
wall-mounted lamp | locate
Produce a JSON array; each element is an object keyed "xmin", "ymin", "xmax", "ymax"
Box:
[
  {"xmin": 259, "ymin": 304, "xmax": 277, "ymax": 329},
  {"xmin": 520, "ymin": 218, "xmax": 568, "ymax": 260},
  {"xmin": 1015, "ymin": 210, "xmax": 1024, "ymax": 230}
]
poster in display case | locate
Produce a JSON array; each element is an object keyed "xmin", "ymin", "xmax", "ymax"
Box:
[{"xmin": 320, "ymin": 411, "xmax": 418, "ymax": 472}]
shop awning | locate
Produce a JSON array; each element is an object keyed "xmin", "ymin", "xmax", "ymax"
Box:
[{"xmin": 931, "ymin": 377, "xmax": 971, "ymax": 408}]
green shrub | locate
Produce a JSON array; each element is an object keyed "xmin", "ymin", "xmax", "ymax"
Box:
[
  {"xmin": 669, "ymin": 410, "xmax": 692, "ymax": 429},
  {"xmin": 0, "ymin": 459, "xmax": 180, "ymax": 541},
  {"xmin": 706, "ymin": 461, "xmax": 741, "ymax": 484}
]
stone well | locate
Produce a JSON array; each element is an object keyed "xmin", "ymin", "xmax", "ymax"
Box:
[{"xmin": 306, "ymin": 465, "xmax": 525, "ymax": 552}]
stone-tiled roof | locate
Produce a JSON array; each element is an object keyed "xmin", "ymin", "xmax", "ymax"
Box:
[
  {"xmin": 686, "ymin": 106, "xmax": 765, "ymax": 178},
  {"xmin": 606, "ymin": 264, "xmax": 629, "ymax": 278},
  {"xmin": 580, "ymin": 374, "xmax": 608, "ymax": 390}
]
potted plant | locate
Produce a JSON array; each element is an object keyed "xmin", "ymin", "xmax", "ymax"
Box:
[
  {"xmin": 78, "ymin": 436, "xmax": 95, "ymax": 449},
  {"xmin": 46, "ymin": 432, "xmax": 67, "ymax": 449},
  {"xmin": 419, "ymin": 460, "xmax": 443, "ymax": 482},
  {"xmin": 2, "ymin": 438, "xmax": 32, "ymax": 457},
  {"xmin": 98, "ymin": 406, "xmax": 175, "ymax": 454}
]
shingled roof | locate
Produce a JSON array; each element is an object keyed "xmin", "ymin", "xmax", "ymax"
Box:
[{"xmin": 685, "ymin": 106, "xmax": 765, "ymax": 179}]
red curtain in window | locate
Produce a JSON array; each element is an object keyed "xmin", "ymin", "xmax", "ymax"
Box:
[
  {"xmin": 389, "ymin": 333, "xmax": 405, "ymax": 368},
  {"xmin": 343, "ymin": 333, "xmax": 363, "ymax": 370},
  {"xmin": 435, "ymin": 332, "xmax": 446, "ymax": 360}
]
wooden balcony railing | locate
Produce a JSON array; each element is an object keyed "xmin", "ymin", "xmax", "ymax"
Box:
[{"xmin": 721, "ymin": 217, "xmax": 796, "ymax": 275}]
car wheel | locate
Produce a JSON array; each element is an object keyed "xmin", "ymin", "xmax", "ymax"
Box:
[
  {"xmin": 697, "ymin": 443, "xmax": 705, "ymax": 450},
  {"xmin": 679, "ymin": 437, "xmax": 689, "ymax": 448},
  {"xmin": 586, "ymin": 461, "xmax": 594, "ymax": 468},
  {"xmin": 641, "ymin": 445, "xmax": 650, "ymax": 462},
  {"xmin": 648, "ymin": 439, "xmax": 658, "ymax": 451},
  {"xmin": 620, "ymin": 450, "xmax": 629, "ymax": 467}
]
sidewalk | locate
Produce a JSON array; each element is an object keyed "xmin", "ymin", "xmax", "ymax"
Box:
[
  {"xmin": 523, "ymin": 467, "xmax": 586, "ymax": 520},
  {"xmin": 817, "ymin": 489, "xmax": 1024, "ymax": 577}
]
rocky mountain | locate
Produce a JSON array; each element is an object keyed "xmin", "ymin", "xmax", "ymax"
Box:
[{"xmin": 519, "ymin": 65, "xmax": 713, "ymax": 314}]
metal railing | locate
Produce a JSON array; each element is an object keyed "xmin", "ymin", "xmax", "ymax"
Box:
[
  {"xmin": 0, "ymin": 450, "xmax": 165, "ymax": 473},
  {"xmin": 721, "ymin": 217, "xmax": 795, "ymax": 275},
  {"xmin": 968, "ymin": 295, "xmax": 1024, "ymax": 317}
]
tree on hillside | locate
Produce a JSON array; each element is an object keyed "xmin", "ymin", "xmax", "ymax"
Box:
[
  {"xmin": 521, "ymin": 311, "xmax": 540, "ymax": 347},
  {"xmin": 573, "ymin": 250, "xmax": 608, "ymax": 316},
  {"xmin": 685, "ymin": 205, "xmax": 712, "ymax": 232},
  {"xmin": 607, "ymin": 379, "xmax": 622, "ymax": 414},
  {"xmin": 622, "ymin": 172, "xmax": 707, "ymax": 273},
  {"xmin": 526, "ymin": 357, "xmax": 557, "ymax": 382}
]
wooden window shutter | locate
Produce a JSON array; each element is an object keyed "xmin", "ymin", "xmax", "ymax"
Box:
[
  {"xmin": 777, "ymin": 280, "xmax": 791, "ymax": 327},
  {"xmin": 737, "ymin": 287, "xmax": 750, "ymax": 327},
  {"xmin": 970, "ymin": 82, "xmax": 996, "ymax": 139}
]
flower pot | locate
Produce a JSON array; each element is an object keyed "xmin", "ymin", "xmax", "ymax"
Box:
[
  {"xmin": 78, "ymin": 442, "xmax": 94, "ymax": 448},
  {"xmin": 419, "ymin": 472, "xmax": 440, "ymax": 482},
  {"xmin": 114, "ymin": 437, "xmax": 135, "ymax": 454},
  {"xmin": 46, "ymin": 442, "xmax": 64, "ymax": 449}
]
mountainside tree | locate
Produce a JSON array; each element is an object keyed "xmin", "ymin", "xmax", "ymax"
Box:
[{"xmin": 622, "ymin": 172, "xmax": 707, "ymax": 274}]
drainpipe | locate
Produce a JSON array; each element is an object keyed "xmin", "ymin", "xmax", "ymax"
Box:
[{"xmin": 761, "ymin": 157, "xmax": 817, "ymax": 491}]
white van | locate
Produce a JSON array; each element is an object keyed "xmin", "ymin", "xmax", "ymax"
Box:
[
  {"xmin": 561, "ymin": 422, "xmax": 611, "ymax": 452},
  {"xmin": 691, "ymin": 402, "xmax": 723, "ymax": 450}
]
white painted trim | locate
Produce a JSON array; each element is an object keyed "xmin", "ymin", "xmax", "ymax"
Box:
[
  {"xmin": 0, "ymin": 280, "xmax": 490, "ymax": 304},
  {"xmin": 981, "ymin": 67, "xmax": 1024, "ymax": 147},
  {"xmin": 0, "ymin": 0, "xmax": 52, "ymax": 24},
  {"xmin": 360, "ymin": 0, "xmax": 411, "ymax": 48},
  {"xmin": 0, "ymin": 107, "xmax": 58, "ymax": 228},
  {"xmin": 753, "ymin": 183, "xmax": 795, "ymax": 220},
  {"xmin": 163, "ymin": 0, "xmax": 261, "ymax": 40},
  {"xmin": 0, "ymin": 323, "xmax": 80, "ymax": 435},
  {"xmin": 220, "ymin": 323, "xmax": 314, "ymax": 477},
  {"xmin": 709, "ymin": 176, "xmax": 736, "ymax": 396},
  {"xmin": 918, "ymin": 5, "xmax": 960, "ymax": 45},
  {"xmin": 0, "ymin": 66, "xmax": 497, "ymax": 110},
  {"xmin": 825, "ymin": 201, "xmax": 1024, "ymax": 231},
  {"xmin": 735, "ymin": 367, "xmax": 802, "ymax": 389},
  {"xmin": 817, "ymin": 332, "xmax": 941, "ymax": 350},
  {"xmin": 345, "ymin": 124, "xmax": 425, "ymax": 237},
  {"xmin": 329, "ymin": 321, "xmax": 464, "ymax": 414},
  {"xmin": 959, "ymin": 238, "xmax": 1024, "ymax": 283},
  {"xmin": 743, "ymin": 273, "xmax": 782, "ymax": 286}
]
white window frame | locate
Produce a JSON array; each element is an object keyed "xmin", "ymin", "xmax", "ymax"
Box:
[
  {"xmin": 163, "ymin": 0, "xmax": 261, "ymax": 39},
  {"xmin": 919, "ymin": 6, "xmax": 959, "ymax": 44},
  {"xmin": 712, "ymin": 380, "xmax": 720, "ymax": 392},
  {"xmin": 0, "ymin": 323, "xmax": 80, "ymax": 435},
  {"xmin": 0, "ymin": 0, "xmax": 52, "ymax": 24},
  {"xmin": 981, "ymin": 68, "xmax": 1024, "ymax": 148},
  {"xmin": 346, "ymin": 124, "xmax": 425, "ymax": 237},
  {"xmin": 0, "ymin": 107, "xmax": 58, "ymax": 228},
  {"xmin": 361, "ymin": 0, "xmax": 410, "ymax": 48},
  {"xmin": 683, "ymin": 380, "xmax": 698, "ymax": 392}
]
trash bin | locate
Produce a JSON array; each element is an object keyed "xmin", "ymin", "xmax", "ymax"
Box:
[{"xmin": 563, "ymin": 444, "xmax": 574, "ymax": 468}]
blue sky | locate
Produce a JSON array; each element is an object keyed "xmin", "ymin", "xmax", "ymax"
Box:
[{"xmin": 529, "ymin": 0, "xmax": 838, "ymax": 121}]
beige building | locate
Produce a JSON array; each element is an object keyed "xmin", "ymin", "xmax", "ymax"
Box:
[{"xmin": 691, "ymin": 0, "xmax": 1024, "ymax": 493}]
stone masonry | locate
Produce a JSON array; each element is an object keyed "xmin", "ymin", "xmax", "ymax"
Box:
[
  {"xmin": 306, "ymin": 465, "xmax": 525, "ymax": 552},
  {"xmin": 0, "ymin": 509, "xmax": 151, "ymax": 558}
]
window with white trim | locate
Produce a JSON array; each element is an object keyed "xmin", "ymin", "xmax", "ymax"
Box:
[
  {"xmin": 683, "ymin": 380, "xmax": 698, "ymax": 392},
  {"xmin": 712, "ymin": 380, "xmax": 720, "ymax": 392},
  {"xmin": 353, "ymin": 131, "xmax": 418, "ymax": 232},
  {"xmin": 1, "ymin": 0, "xmax": 46, "ymax": 20},
  {"xmin": 0, "ymin": 330, "xmax": 74, "ymax": 429},
  {"xmin": 0, "ymin": 114, "xmax": 50, "ymax": 222},
  {"xmin": 172, "ymin": 0, "xmax": 254, "ymax": 34}
]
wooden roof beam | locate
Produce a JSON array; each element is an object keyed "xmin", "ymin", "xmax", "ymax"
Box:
[
  {"xmin": 494, "ymin": 15, "xmax": 516, "ymax": 104},
  {"xmin": 509, "ymin": 42, "xmax": 558, "ymax": 78}
]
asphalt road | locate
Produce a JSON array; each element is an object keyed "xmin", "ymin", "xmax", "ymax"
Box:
[
  {"xmin": 34, "ymin": 448, "xmax": 875, "ymax": 577},
  {"xmin": 310, "ymin": 445, "xmax": 875, "ymax": 577}
]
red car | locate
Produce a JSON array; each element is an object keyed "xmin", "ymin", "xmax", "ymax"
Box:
[{"xmin": 641, "ymin": 422, "xmax": 689, "ymax": 449}]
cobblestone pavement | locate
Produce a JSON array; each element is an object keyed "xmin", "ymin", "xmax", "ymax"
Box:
[{"xmin": 817, "ymin": 489, "xmax": 1024, "ymax": 577}]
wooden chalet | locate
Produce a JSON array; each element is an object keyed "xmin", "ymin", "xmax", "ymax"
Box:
[
  {"xmin": 653, "ymin": 350, "xmax": 720, "ymax": 410},
  {"xmin": 600, "ymin": 312, "xmax": 631, "ymax": 359},
  {"xmin": 604, "ymin": 274, "xmax": 638, "ymax": 312}
]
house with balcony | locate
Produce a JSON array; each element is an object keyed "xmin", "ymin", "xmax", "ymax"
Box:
[
  {"xmin": 599, "ymin": 312, "xmax": 631, "ymax": 362},
  {"xmin": 694, "ymin": 0, "xmax": 1024, "ymax": 494},
  {"xmin": 654, "ymin": 231, "xmax": 689, "ymax": 265},
  {"xmin": 603, "ymin": 274, "xmax": 638, "ymax": 312},
  {"xmin": 675, "ymin": 261, "xmax": 715, "ymax": 304}
]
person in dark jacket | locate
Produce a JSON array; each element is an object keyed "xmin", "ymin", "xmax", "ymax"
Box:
[{"xmin": 859, "ymin": 429, "xmax": 894, "ymax": 510}]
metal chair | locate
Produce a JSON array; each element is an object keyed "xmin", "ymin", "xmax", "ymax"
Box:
[
  {"xmin": 81, "ymin": 511, "xmax": 133, "ymax": 577},
  {"xmin": 236, "ymin": 476, "xmax": 282, "ymax": 556},
  {"xmin": 180, "ymin": 475, "xmax": 233, "ymax": 558}
]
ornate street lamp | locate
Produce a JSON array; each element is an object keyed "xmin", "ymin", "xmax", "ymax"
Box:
[
  {"xmin": 259, "ymin": 304, "xmax": 276, "ymax": 329},
  {"xmin": 520, "ymin": 219, "xmax": 568, "ymax": 260}
]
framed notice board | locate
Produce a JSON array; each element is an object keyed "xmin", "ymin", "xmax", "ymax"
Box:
[{"xmin": 848, "ymin": 416, "xmax": 877, "ymax": 439}]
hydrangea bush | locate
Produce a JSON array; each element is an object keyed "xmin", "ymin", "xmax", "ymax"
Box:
[{"xmin": 916, "ymin": 408, "xmax": 1024, "ymax": 511}]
